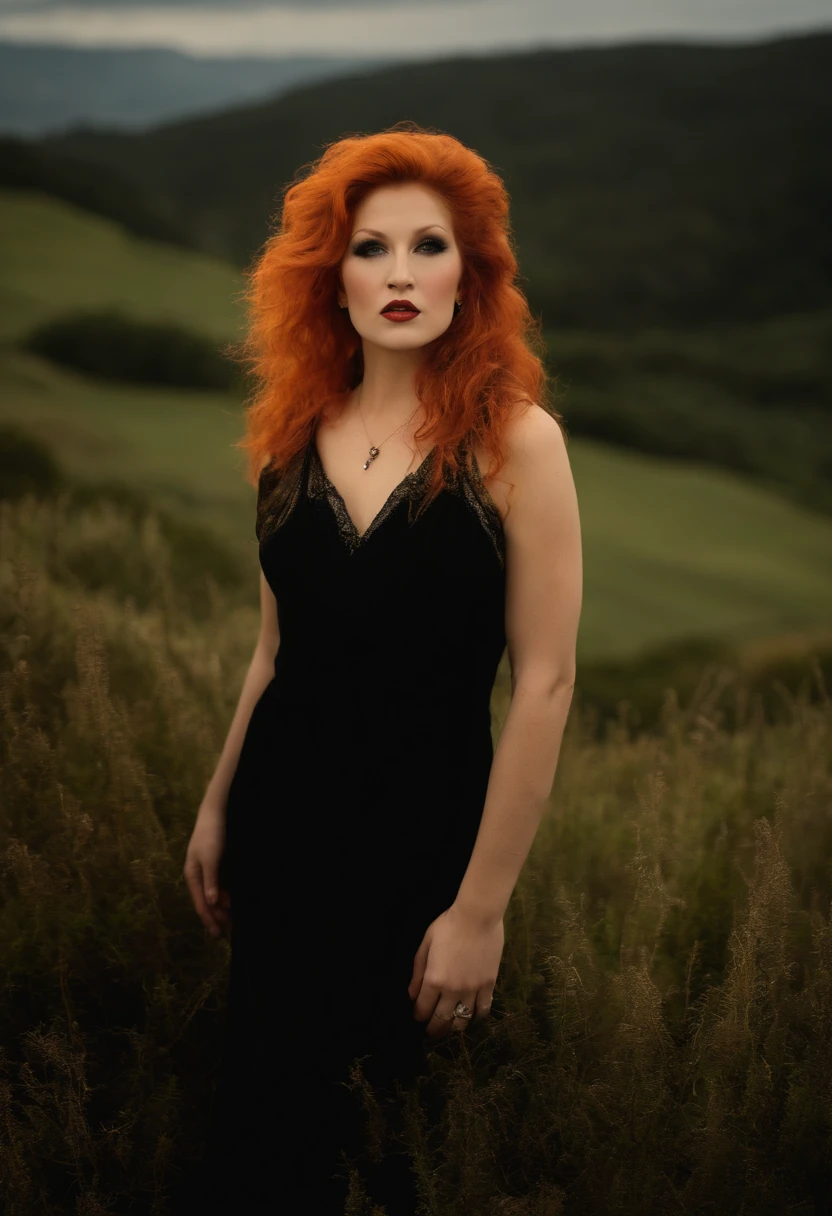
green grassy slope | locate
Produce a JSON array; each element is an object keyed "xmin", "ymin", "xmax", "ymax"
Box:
[
  {"xmin": 0, "ymin": 191, "xmax": 245, "ymax": 343},
  {"xmin": 571, "ymin": 441, "xmax": 832, "ymax": 659},
  {"xmin": 0, "ymin": 189, "xmax": 251, "ymax": 548},
  {"xmin": 0, "ymin": 349, "xmax": 250, "ymax": 548}
]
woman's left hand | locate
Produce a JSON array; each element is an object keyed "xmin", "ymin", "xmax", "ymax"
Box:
[{"xmin": 408, "ymin": 903, "xmax": 504, "ymax": 1039}]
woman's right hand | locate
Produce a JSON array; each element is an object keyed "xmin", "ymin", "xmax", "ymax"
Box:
[{"xmin": 183, "ymin": 806, "xmax": 231, "ymax": 940}]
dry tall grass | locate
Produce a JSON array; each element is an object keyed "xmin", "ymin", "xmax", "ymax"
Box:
[{"xmin": 1, "ymin": 491, "xmax": 830, "ymax": 1215}]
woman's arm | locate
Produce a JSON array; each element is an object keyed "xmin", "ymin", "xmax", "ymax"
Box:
[
  {"xmin": 183, "ymin": 569, "xmax": 279, "ymax": 939},
  {"xmin": 453, "ymin": 406, "xmax": 582, "ymax": 927},
  {"xmin": 198, "ymin": 569, "xmax": 281, "ymax": 820},
  {"xmin": 409, "ymin": 405, "xmax": 582, "ymax": 1033}
]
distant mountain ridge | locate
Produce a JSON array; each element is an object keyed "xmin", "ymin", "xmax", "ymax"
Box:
[
  {"xmin": 36, "ymin": 32, "xmax": 832, "ymax": 332},
  {"xmin": 0, "ymin": 42, "xmax": 398, "ymax": 135}
]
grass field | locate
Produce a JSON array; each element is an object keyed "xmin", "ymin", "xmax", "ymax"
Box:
[
  {"xmin": 0, "ymin": 347, "xmax": 251, "ymax": 547},
  {"xmin": 2, "ymin": 189, "xmax": 832, "ymax": 663},
  {"xmin": 0, "ymin": 191, "xmax": 246, "ymax": 343},
  {"xmin": 571, "ymin": 441, "xmax": 832, "ymax": 659},
  {"xmin": 1, "ymin": 490, "xmax": 830, "ymax": 1214}
]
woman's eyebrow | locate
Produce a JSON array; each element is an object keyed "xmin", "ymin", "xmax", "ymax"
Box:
[{"xmin": 351, "ymin": 225, "xmax": 449, "ymax": 238}]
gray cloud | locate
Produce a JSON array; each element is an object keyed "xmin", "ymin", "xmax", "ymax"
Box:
[
  {"xmin": 0, "ymin": 0, "xmax": 828, "ymax": 56},
  {"xmin": 0, "ymin": 0, "xmax": 447, "ymax": 7}
]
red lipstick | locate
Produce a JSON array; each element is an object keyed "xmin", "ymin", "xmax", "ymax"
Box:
[{"xmin": 380, "ymin": 298, "xmax": 420, "ymax": 322}]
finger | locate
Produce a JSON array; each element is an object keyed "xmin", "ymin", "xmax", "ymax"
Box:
[
  {"xmin": 203, "ymin": 861, "xmax": 220, "ymax": 908},
  {"xmin": 475, "ymin": 988, "xmax": 494, "ymax": 1021},
  {"xmin": 426, "ymin": 990, "xmax": 478, "ymax": 1040},
  {"xmin": 413, "ymin": 979, "xmax": 441, "ymax": 1024},
  {"xmin": 408, "ymin": 932, "xmax": 431, "ymax": 1001},
  {"xmin": 205, "ymin": 889, "xmax": 232, "ymax": 938},
  {"xmin": 449, "ymin": 991, "xmax": 478, "ymax": 1033},
  {"xmin": 426, "ymin": 993, "xmax": 469, "ymax": 1038},
  {"xmin": 425, "ymin": 994, "xmax": 456, "ymax": 1040},
  {"xmin": 210, "ymin": 899, "xmax": 232, "ymax": 935},
  {"xmin": 184, "ymin": 859, "xmax": 225, "ymax": 938},
  {"xmin": 209, "ymin": 903, "xmax": 231, "ymax": 929},
  {"xmin": 184, "ymin": 858, "xmax": 213, "ymax": 930},
  {"xmin": 214, "ymin": 890, "xmax": 232, "ymax": 915}
]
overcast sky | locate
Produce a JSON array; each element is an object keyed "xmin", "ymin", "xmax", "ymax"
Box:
[{"xmin": 0, "ymin": 0, "xmax": 828, "ymax": 57}]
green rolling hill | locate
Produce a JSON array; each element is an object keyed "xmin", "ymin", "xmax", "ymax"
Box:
[{"xmin": 0, "ymin": 190, "xmax": 245, "ymax": 344}]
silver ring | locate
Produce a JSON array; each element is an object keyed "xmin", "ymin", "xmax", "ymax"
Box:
[{"xmin": 433, "ymin": 1001, "xmax": 474, "ymax": 1022}]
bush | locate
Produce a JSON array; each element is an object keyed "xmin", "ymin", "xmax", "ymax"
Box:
[
  {"xmin": 0, "ymin": 423, "xmax": 65, "ymax": 502},
  {"xmin": 22, "ymin": 309, "xmax": 245, "ymax": 391}
]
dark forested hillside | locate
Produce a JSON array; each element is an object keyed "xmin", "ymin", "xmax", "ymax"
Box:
[
  {"xmin": 39, "ymin": 32, "xmax": 832, "ymax": 332},
  {"xmin": 0, "ymin": 135, "xmax": 191, "ymax": 247}
]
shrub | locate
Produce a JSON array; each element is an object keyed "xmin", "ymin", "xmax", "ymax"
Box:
[
  {"xmin": 0, "ymin": 423, "xmax": 64, "ymax": 502},
  {"xmin": 22, "ymin": 309, "xmax": 244, "ymax": 391}
]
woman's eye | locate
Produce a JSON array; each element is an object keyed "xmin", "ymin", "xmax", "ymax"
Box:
[
  {"xmin": 418, "ymin": 238, "xmax": 447, "ymax": 254},
  {"xmin": 351, "ymin": 237, "xmax": 447, "ymax": 257}
]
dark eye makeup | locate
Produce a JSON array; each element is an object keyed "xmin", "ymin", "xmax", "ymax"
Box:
[{"xmin": 350, "ymin": 236, "xmax": 448, "ymax": 257}]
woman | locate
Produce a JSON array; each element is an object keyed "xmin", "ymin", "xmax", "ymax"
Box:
[{"xmin": 181, "ymin": 123, "xmax": 582, "ymax": 1214}]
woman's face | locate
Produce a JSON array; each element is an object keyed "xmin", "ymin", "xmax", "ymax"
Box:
[{"xmin": 338, "ymin": 181, "xmax": 463, "ymax": 351}]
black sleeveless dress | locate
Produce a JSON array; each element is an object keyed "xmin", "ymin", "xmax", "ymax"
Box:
[{"xmin": 196, "ymin": 430, "xmax": 506, "ymax": 1214}]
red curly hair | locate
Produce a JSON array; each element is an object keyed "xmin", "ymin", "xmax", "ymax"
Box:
[{"xmin": 232, "ymin": 121, "xmax": 562, "ymax": 502}]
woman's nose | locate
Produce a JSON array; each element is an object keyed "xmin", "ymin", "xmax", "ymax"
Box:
[{"xmin": 388, "ymin": 248, "xmax": 414, "ymax": 288}]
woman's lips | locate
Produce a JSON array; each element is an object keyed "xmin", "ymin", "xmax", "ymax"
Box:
[{"xmin": 381, "ymin": 309, "xmax": 420, "ymax": 322}]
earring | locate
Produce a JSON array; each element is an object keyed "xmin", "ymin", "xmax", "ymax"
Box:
[
  {"xmin": 338, "ymin": 303, "xmax": 348, "ymax": 310},
  {"xmin": 454, "ymin": 296, "xmax": 463, "ymax": 312}
]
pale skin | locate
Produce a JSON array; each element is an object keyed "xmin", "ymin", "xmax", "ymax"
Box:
[{"xmin": 184, "ymin": 181, "xmax": 582, "ymax": 1042}]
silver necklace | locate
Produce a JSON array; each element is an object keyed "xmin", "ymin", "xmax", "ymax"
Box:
[{"xmin": 356, "ymin": 391, "xmax": 423, "ymax": 471}]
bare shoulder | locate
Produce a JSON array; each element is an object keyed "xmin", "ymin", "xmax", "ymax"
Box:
[
  {"xmin": 503, "ymin": 401, "xmax": 566, "ymax": 468},
  {"xmin": 474, "ymin": 401, "xmax": 570, "ymax": 528}
]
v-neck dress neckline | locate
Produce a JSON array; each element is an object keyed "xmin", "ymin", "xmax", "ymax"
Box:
[{"xmin": 308, "ymin": 437, "xmax": 439, "ymax": 553}]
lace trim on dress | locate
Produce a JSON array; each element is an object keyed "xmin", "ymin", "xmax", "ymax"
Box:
[
  {"xmin": 458, "ymin": 440, "xmax": 506, "ymax": 571},
  {"xmin": 306, "ymin": 441, "xmax": 439, "ymax": 556},
  {"xmin": 257, "ymin": 434, "xmax": 505, "ymax": 570}
]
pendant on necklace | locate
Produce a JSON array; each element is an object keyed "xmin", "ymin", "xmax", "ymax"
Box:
[{"xmin": 363, "ymin": 445, "xmax": 380, "ymax": 471}]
